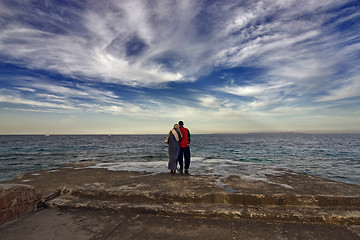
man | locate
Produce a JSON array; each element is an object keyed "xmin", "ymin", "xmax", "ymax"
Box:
[{"xmin": 177, "ymin": 121, "xmax": 191, "ymax": 174}]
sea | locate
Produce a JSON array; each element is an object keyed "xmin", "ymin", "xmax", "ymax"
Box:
[{"xmin": 0, "ymin": 134, "xmax": 359, "ymax": 185}]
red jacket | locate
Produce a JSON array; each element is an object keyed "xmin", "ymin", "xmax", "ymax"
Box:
[{"xmin": 179, "ymin": 126, "xmax": 191, "ymax": 148}]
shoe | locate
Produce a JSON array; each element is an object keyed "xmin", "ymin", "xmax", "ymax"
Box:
[
  {"xmin": 185, "ymin": 169, "xmax": 189, "ymax": 174},
  {"xmin": 170, "ymin": 170, "xmax": 176, "ymax": 174},
  {"xmin": 177, "ymin": 169, "xmax": 183, "ymax": 174}
]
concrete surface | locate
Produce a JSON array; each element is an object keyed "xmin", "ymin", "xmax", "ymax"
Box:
[
  {"xmin": 1, "ymin": 162, "xmax": 360, "ymax": 239},
  {"xmin": 1, "ymin": 208, "xmax": 359, "ymax": 240}
]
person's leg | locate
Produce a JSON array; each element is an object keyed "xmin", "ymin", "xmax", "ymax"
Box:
[
  {"xmin": 177, "ymin": 148, "xmax": 184, "ymax": 171},
  {"xmin": 184, "ymin": 146, "xmax": 191, "ymax": 171}
]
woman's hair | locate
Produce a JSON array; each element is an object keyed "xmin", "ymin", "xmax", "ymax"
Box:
[{"xmin": 173, "ymin": 124, "xmax": 179, "ymax": 129}]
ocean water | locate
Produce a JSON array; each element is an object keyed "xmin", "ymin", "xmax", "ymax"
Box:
[{"xmin": 0, "ymin": 134, "xmax": 359, "ymax": 185}]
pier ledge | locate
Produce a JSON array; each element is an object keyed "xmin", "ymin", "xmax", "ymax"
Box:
[{"xmin": 1, "ymin": 162, "xmax": 360, "ymax": 239}]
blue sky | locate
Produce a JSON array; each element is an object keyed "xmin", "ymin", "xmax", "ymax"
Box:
[{"xmin": 0, "ymin": 0, "xmax": 359, "ymax": 134}]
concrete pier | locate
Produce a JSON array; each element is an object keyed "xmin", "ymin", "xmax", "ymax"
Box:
[{"xmin": 1, "ymin": 162, "xmax": 360, "ymax": 239}]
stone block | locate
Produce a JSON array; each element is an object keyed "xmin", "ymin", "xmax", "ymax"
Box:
[{"xmin": 0, "ymin": 184, "xmax": 37, "ymax": 224}]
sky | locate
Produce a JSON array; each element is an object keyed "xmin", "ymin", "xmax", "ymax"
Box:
[{"xmin": 0, "ymin": 0, "xmax": 359, "ymax": 134}]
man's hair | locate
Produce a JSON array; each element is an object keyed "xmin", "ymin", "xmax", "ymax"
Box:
[{"xmin": 178, "ymin": 121, "xmax": 184, "ymax": 126}]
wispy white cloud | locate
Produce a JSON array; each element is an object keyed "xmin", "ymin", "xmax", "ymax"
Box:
[
  {"xmin": 0, "ymin": 94, "xmax": 76, "ymax": 110},
  {"xmin": 316, "ymin": 77, "xmax": 360, "ymax": 102},
  {"xmin": 15, "ymin": 87, "xmax": 36, "ymax": 92},
  {"xmin": 197, "ymin": 95, "xmax": 222, "ymax": 109},
  {"xmin": 222, "ymin": 85, "xmax": 265, "ymax": 97},
  {"xmin": 3, "ymin": 107, "xmax": 68, "ymax": 113},
  {"xmin": 0, "ymin": 0, "xmax": 356, "ymax": 88},
  {"xmin": 0, "ymin": 0, "xmax": 359, "ymax": 133},
  {"xmin": 0, "ymin": 2, "xmax": 185, "ymax": 86},
  {"xmin": 220, "ymin": 80, "xmax": 295, "ymax": 110}
]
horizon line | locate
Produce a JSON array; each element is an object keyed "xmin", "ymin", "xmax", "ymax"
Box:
[{"xmin": 1, "ymin": 131, "xmax": 359, "ymax": 136}]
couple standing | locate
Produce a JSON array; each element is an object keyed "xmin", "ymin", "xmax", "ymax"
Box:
[{"xmin": 165, "ymin": 121, "xmax": 191, "ymax": 174}]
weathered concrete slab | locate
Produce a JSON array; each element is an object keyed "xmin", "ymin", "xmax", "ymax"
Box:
[
  {"xmin": 1, "ymin": 162, "xmax": 360, "ymax": 239},
  {"xmin": 0, "ymin": 208, "xmax": 359, "ymax": 240},
  {"xmin": 5, "ymin": 162, "xmax": 360, "ymax": 204},
  {"xmin": 46, "ymin": 195, "xmax": 360, "ymax": 225}
]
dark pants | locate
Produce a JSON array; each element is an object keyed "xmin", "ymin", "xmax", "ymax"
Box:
[{"xmin": 177, "ymin": 146, "xmax": 190, "ymax": 170}]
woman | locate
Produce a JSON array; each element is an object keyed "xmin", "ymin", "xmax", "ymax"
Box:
[{"xmin": 165, "ymin": 124, "xmax": 182, "ymax": 173}]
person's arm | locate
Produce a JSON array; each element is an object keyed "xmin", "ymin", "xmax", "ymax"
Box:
[
  {"xmin": 187, "ymin": 129, "xmax": 191, "ymax": 144},
  {"xmin": 164, "ymin": 131, "xmax": 170, "ymax": 144},
  {"xmin": 176, "ymin": 129, "xmax": 182, "ymax": 142}
]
